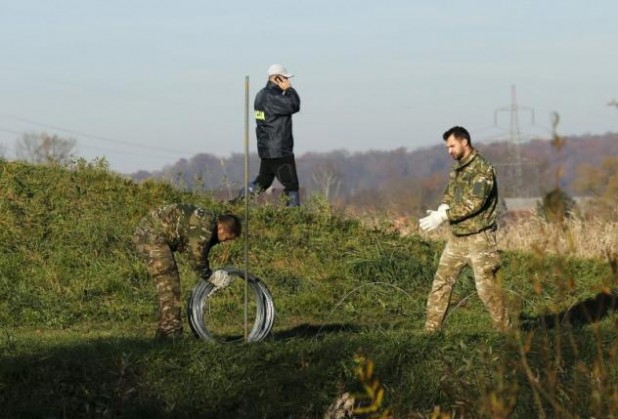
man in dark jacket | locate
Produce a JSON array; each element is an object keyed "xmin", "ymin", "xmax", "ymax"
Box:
[{"xmin": 234, "ymin": 64, "xmax": 301, "ymax": 206}]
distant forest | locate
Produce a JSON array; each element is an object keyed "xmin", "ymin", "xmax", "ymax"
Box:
[{"xmin": 131, "ymin": 133, "xmax": 618, "ymax": 216}]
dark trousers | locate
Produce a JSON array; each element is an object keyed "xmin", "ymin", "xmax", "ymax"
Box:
[{"xmin": 253, "ymin": 155, "xmax": 299, "ymax": 193}]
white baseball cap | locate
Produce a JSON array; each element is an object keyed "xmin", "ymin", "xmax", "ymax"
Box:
[{"xmin": 267, "ymin": 64, "xmax": 294, "ymax": 78}]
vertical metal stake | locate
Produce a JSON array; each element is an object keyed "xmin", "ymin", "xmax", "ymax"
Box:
[{"xmin": 243, "ymin": 75, "xmax": 250, "ymax": 342}]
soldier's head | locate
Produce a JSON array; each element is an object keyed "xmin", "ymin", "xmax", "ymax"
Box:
[
  {"xmin": 216, "ymin": 213, "xmax": 242, "ymax": 242},
  {"xmin": 443, "ymin": 126, "xmax": 473, "ymax": 161}
]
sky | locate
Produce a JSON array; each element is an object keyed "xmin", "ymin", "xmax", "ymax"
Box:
[{"xmin": 0, "ymin": 1, "xmax": 617, "ymax": 174}]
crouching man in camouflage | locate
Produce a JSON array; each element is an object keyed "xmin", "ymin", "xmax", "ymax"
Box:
[
  {"xmin": 133, "ymin": 203, "xmax": 242, "ymax": 340},
  {"xmin": 419, "ymin": 126, "xmax": 510, "ymax": 332}
]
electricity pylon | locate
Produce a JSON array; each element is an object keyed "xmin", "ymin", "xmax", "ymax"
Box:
[{"xmin": 494, "ymin": 85, "xmax": 535, "ymax": 196}]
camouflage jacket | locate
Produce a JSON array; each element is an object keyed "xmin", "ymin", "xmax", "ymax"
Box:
[
  {"xmin": 442, "ymin": 150, "xmax": 498, "ymax": 236},
  {"xmin": 135, "ymin": 203, "xmax": 218, "ymax": 273}
]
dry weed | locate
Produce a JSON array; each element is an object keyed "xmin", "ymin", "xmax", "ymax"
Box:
[
  {"xmin": 360, "ymin": 212, "xmax": 617, "ymax": 261},
  {"xmin": 497, "ymin": 217, "xmax": 618, "ymax": 261}
]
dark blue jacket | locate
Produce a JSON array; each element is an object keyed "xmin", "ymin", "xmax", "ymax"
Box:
[{"xmin": 254, "ymin": 81, "xmax": 301, "ymax": 158}]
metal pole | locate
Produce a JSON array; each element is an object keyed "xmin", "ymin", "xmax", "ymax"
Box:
[{"xmin": 243, "ymin": 75, "xmax": 250, "ymax": 342}]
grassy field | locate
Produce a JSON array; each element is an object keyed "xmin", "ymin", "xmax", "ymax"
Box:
[{"xmin": 1, "ymin": 159, "xmax": 617, "ymax": 418}]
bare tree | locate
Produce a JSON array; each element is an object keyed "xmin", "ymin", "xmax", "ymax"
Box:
[
  {"xmin": 310, "ymin": 162, "xmax": 342, "ymax": 201},
  {"xmin": 15, "ymin": 132, "xmax": 77, "ymax": 165}
]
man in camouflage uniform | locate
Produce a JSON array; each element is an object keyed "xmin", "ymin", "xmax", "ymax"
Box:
[
  {"xmin": 133, "ymin": 203, "xmax": 241, "ymax": 339},
  {"xmin": 419, "ymin": 126, "xmax": 509, "ymax": 332}
]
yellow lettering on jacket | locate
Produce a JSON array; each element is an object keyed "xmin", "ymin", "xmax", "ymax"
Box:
[{"xmin": 255, "ymin": 110, "xmax": 265, "ymax": 121}]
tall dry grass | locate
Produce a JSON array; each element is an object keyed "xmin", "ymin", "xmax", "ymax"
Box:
[
  {"xmin": 362, "ymin": 212, "xmax": 618, "ymax": 262},
  {"xmin": 497, "ymin": 216, "xmax": 618, "ymax": 261}
]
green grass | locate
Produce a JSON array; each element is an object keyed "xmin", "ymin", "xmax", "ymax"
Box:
[{"xmin": 1, "ymin": 158, "xmax": 617, "ymax": 418}]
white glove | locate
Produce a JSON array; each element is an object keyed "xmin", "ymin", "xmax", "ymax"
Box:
[
  {"xmin": 208, "ymin": 270, "xmax": 232, "ymax": 296},
  {"xmin": 419, "ymin": 205, "xmax": 449, "ymax": 232}
]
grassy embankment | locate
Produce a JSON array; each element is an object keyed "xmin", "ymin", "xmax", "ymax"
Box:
[{"xmin": 1, "ymin": 159, "xmax": 617, "ymax": 418}]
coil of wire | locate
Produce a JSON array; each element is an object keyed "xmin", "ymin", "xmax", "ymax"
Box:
[{"xmin": 187, "ymin": 268, "xmax": 275, "ymax": 343}]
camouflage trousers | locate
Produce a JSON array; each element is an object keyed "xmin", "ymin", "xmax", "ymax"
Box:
[
  {"xmin": 425, "ymin": 229, "xmax": 509, "ymax": 332},
  {"xmin": 133, "ymin": 221, "xmax": 183, "ymax": 337}
]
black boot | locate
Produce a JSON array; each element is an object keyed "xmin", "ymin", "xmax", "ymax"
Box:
[
  {"xmin": 229, "ymin": 183, "xmax": 256, "ymax": 204},
  {"xmin": 154, "ymin": 328, "xmax": 183, "ymax": 341},
  {"xmin": 285, "ymin": 190, "xmax": 300, "ymax": 207}
]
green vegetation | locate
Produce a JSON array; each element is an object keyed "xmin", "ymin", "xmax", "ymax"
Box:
[{"xmin": 1, "ymin": 159, "xmax": 617, "ymax": 418}]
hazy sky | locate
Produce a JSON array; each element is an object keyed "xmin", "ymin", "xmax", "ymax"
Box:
[{"xmin": 1, "ymin": 1, "xmax": 616, "ymax": 173}]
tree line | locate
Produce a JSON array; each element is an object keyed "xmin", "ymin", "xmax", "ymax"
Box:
[
  {"xmin": 6, "ymin": 131, "xmax": 617, "ymax": 219},
  {"xmin": 132, "ymin": 133, "xmax": 617, "ymax": 218}
]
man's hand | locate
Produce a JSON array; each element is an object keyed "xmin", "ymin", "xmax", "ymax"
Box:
[
  {"xmin": 419, "ymin": 205, "xmax": 449, "ymax": 232},
  {"xmin": 273, "ymin": 76, "xmax": 291, "ymax": 91},
  {"xmin": 208, "ymin": 270, "xmax": 232, "ymax": 296}
]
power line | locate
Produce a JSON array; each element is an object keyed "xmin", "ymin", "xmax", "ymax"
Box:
[
  {"xmin": 0, "ymin": 120, "xmax": 205, "ymax": 169},
  {"xmin": 3, "ymin": 114, "xmax": 200, "ymax": 157},
  {"xmin": 75, "ymin": 142, "xmax": 178, "ymax": 158},
  {"xmin": 0, "ymin": 127, "xmax": 22, "ymax": 135},
  {"xmin": 1, "ymin": 129, "xmax": 131, "ymax": 156}
]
